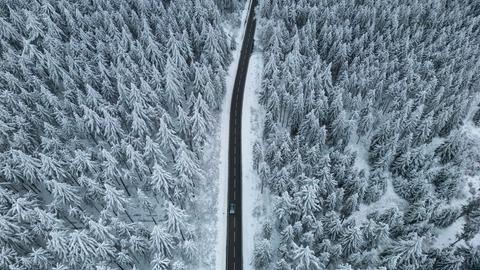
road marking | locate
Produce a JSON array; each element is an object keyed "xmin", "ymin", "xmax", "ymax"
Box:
[{"xmin": 228, "ymin": 2, "xmax": 256, "ymax": 269}]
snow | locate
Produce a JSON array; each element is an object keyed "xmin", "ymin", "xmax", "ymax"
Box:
[
  {"xmin": 435, "ymin": 218, "xmax": 465, "ymax": 248},
  {"xmin": 215, "ymin": 2, "xmax": 251, "ymax": 269},
  {"xmin": 242, "ymin": 51, "xmax": 265, "ymax": 270},
  {"xmin": 352, "ymin": 175, "xmax": 407, "ymax": 225},
  {"xmin": 434, "ymin": 206, "xmax": 479, "ymax": 249},
  {"xmin": 347, "ymin": 135, "xmax": 450, "ymax": 227},
  {"xmin": 347, "ymin": 142, "xmax": 407, "ymax": 225},
  {"xmin": 216, "ymin": 2, "xmax": 480, "ymax": 267},
  {"xmin": 195, "ymin": 137, "xmax": 225, "ymax": 269},
  {"xmin": 345, "ymin": 116, "xmax": 480, "ymax": 251},
  {"xmin": 472, "ymin": 233, "xmax": 480, "ymax": 246},
  {"xmin": 348, "ymin": 142, "xmax": 370, "ymax": 174},
  {"xmin": 432, "ymin": 121, "xmax": 480, "ymax": 249}
]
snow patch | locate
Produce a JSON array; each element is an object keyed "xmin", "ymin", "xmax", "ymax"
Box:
[
  {"xmin": 348, "ymin": 142, "xmax": 370, "ymax": 175},
  {"xmin": 352, "ymin": 174, "xmax": 407, "ymax": 225},
  {"xmin": 242, "ymin": 51, "xmax": 265, "ymax": 270},
  {"xmin": 435, "ymin": 218, "xmax": 465, "ymax": 249},
  {"xmin": 347, "ymin": 142, "xmax": 407, "ymax": 225}
]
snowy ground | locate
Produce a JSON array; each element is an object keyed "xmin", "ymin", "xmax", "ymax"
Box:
[
  {"xmin": 348, "ymin": 119, "xmax": 480, "ymax": 249},
  {"xmin": 347, "ymin": 134, "xmax": 478, "ymax": 248},
  {"xmin": 242, "ymin": 50, "xmax": 267, "ymax": 269},
  {"xmin": 347, "ymin": 142, "xmax": 407, "ymax": 225},
  {"xmin": 215, "ymin": 2, "xmax": 250, "ymax": 269},
  {"xmin": 433, "ymin": 121, "xmax": 480, "ymax": 248}
]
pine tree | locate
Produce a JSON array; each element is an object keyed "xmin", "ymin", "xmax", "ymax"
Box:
[
  {"xmin": 165, "ymin": 202, "xmax": 189, "ymax": 237},
  {"xmin": 175, "ymin": 105, "xmax": 191, "ymax": 140},
  {"xmin": 151, "ymin": 163, "xmax": 174, "ymax": 197},
  {"xmin": 48, "ymin": 180, "xmax": 81, "ymax": 208},
  {"xmin": 151, "ymin": 225, "xmax": 174, "ymax": 257},
  {"xmin": 103, "ymin": 183, "xmax": 131, "ymax": 221},
  {"xmin": 151, "ymin": 253, "xmax": 171, "ymax": 270},
  {"xmin": 274, "ymin": 192, "xmax": 296, "ymax": 225},
  {"xmin": 254, "ymin": 238, "xmax": 273, "ymax": 269},
  {"xmin": 293, "ymin": 245, "xmax": 324, "ymax": 270},
  {"xmin": 157, "ymin": 114, "xmax": 181, "ymax": 155},
  {"xmin": 68, "ymin": 230, "xmax": 99, "ymax": 266},
  {"xmin": 433, "ymin": 249, "xmax": 464, "ymax": 270},
  {"xmin": 190, "ymin": 105, "xmax": 208, "ymax": 146},
  {"xmin": 431, "ymin": 205, "xmax": 460, "ymax": 228},
  {"xmin": 163, "ymin": 57, "xmax": 184, "ymax": 107},
  {"xmin": 47, "ymin": 231, "xmax": 70, "ymax": 262},
  {"xmin": 381, "ymin": 233, "xmax": 428, "ymax": 269},
  {"xmin": 340, "ymin": 224, "xmax": 364, "ymax": 256},
  {"xmin": 323, "ymin": 211, "xmax": 343, "ymax": 241},
  {"xmin": 174, "ymin": 142, "xmax": 202, "ymax": 180},
  {"xmin": 364, "ymin": 169, "xmax": 387, "ymax": 204},
  {"xmin": 458, "ymin": 201, "xmax": 480, "ymax": 242},
  {"xmin": 456, "ymin": 244, "xmax": 480, "ymax": 269},
  {"xmin": 144, "ymin": 136, "xmax": 166, "ymax": 166},
  {"xmin": 101, "ymin": 108, "xmax": 123, "ymax": 143},
  {"xmin": 435, "ymin": 130, "xmax": 467, "ymax": 164},
  {"xmin": 181, "ymin": 239, "xmax": 198, "ymax": 262},
  {"xmin": 295, "ymin": 184, "xmax": 320, "ymax": 216},
  {"xmin": 473, "ymin": 107, "xmax": 480, "ymax": 126}
]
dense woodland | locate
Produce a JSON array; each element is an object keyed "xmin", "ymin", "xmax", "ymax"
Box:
[
  {"xmin": 253, "ymin": 0, "xmax": 480, "ymax": 269},
  {"xmin": 0, "ymin": 0, "xmax": 242, "ymax": 269}
]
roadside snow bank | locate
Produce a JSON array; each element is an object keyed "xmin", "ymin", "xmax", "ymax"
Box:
[{"xmin": 242, "ymin": 52, "xmax": 265, "ymax": 270}]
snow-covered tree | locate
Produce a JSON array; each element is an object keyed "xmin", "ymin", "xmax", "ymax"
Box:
[
  {"xmin": 151, "ymin": 225, "xmax": 174, "ymax": 257},
  {"xmin": 253, "ymin": 238, "xmax": 272, "ymax": 269}
]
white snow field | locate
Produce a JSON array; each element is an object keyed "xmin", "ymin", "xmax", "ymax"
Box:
[{"xmin": 242, "ymin": 51, "xmax": 266, "ymax": 270}]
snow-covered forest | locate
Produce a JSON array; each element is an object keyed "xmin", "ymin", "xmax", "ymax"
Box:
[
  {"xmin": 2, "ymin": 0, "xmax": 480, "ymax": 269},
  {"xmin": 252, "ymin": 0, "xmax": 480, "ymax": 269},
  {"xmin": 0, "ymin": 0, "xmax": 243, "ymax": 269}
]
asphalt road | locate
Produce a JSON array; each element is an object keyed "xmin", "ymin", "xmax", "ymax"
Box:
[{"xmin": 226, "ymin": 0, "xmax": 257, "ymax": 269}]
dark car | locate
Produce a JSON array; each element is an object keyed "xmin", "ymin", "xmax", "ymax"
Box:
[{"xmin": 229, "ymin": 203, "xmax": 236, "ymax": 215}]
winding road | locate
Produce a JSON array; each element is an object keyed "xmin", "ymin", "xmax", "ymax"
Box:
[{"xmin": 226, "ymin": 0, "xmax": 258, "ymax": 269}]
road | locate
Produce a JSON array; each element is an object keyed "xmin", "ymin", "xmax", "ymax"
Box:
[{"xmin": 226, "ymin": 0, "xmax": 257, "ymax": 269}]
